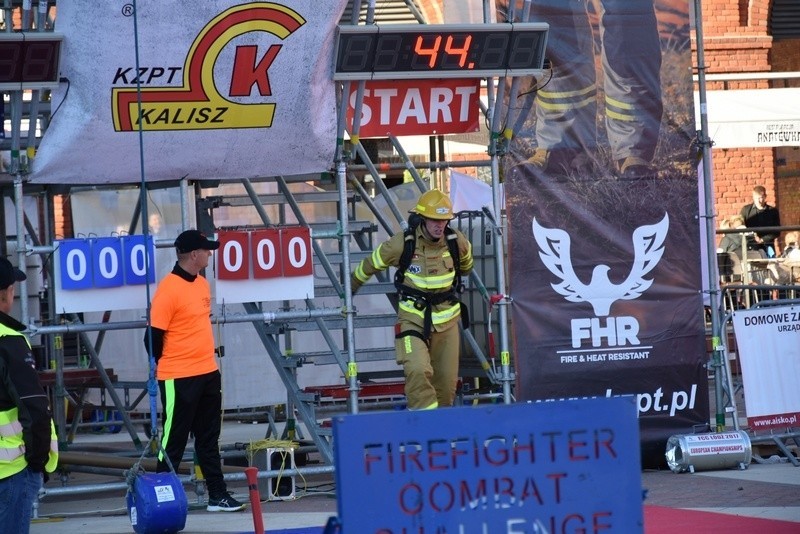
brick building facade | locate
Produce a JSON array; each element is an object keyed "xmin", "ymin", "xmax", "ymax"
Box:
[{"xmin": 697, "ymin": 0, "xmax": 800, "ymax": 238}]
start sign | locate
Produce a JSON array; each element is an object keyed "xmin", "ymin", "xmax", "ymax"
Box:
[
  {"xmin": 215, "ymin": 227, "xmax": 314, "ymax": 303},
  {"xmin": 332, "ymin": 397, "xmax": 643, "ymax": 533},
  {"xmin": 347, "ymin": 79, "xmax": 480, "ymax": 138}
]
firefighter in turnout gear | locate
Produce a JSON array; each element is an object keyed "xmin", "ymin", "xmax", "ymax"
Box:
[
  {"xmin": 351, "ymin": 190, "xmax": 474, "ymax": 409},
  {"xmin": 0, "ymin": 258, "xmax": 58, "ymax": 533},
  {"xmin": 523, "ymin": 0, "xmax": 662, "ymax": 178}
]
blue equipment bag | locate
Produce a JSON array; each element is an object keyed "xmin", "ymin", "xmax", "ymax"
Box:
[{"xmin": 127, "ymin": 471, "xmax": 188, "ymax": 534}]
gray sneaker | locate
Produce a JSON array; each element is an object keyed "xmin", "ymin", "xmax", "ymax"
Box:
[{"xmin": 207, "ymin": 492, "xmax": 246, "ymax": 512}]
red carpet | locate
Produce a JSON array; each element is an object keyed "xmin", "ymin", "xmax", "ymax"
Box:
[
  {"xmin": 254, "ymin": 511, "xmax": 800, "ymax": 533},
  {"xmin": 645, "ymin": 505, "xmax": 800, "ymax": 533}
]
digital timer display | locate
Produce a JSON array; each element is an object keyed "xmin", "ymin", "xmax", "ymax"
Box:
[
  {"xmin": 0, "ymin": 32, "xmax": 63, "ymax": 91},
  {"xmin": 334, "ymin": 23, "xmax": 548, "ymax": 80}
]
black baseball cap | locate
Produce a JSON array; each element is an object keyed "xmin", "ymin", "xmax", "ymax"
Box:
[
  {"xmin": 0, "ymin": 257, "xmax": 26, "ymax": 290},
  {"xmin": 174, "ymin": 230, "xmax": 220, "ymax": 253}
]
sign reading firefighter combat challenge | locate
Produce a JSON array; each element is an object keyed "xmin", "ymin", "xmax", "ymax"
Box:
[{"xmin": 333, "ymin": 398, "xmax": 643, "ymax": 533}]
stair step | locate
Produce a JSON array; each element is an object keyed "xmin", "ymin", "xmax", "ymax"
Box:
[
  {"xmin": 313, "ymin": 282, "xmax": 396, "ymax": 298},
  {"xmin": 293, "ymin": 347, "xmax": 395, "ymax": 365},
  {"xmin": 286, "ymin": 313, "xmax": 396, "ymax": 332}
]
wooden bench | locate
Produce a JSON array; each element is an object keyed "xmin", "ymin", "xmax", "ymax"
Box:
[{"xmin": 38, "ymin": 367, "xmax": 118, "ymax": 388}]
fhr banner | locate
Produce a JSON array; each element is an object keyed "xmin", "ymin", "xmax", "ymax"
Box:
[
  {"xmin": 215, "ymin": 227, "xmax": 314, "ymax": 303},
  {"xmin": 31, "ymin": 1, "xmax": 348, "ymax": 184},
  {"xmin": 502, "ymin": 0, "xmax": 707, "ymax": 466},
  {"xmin": 54, "ymin": 235, "xmax": 156, "ymax": 313}
]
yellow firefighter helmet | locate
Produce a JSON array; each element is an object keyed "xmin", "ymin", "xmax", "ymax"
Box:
[{"xmin": 411, "ymin": 189, "xmax": 454, "ymax": 220}]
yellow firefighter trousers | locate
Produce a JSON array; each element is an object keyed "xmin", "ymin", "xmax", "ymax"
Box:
[{"xmin": 395, "ymin": 321, "xmax": 460, "ymax": 410}]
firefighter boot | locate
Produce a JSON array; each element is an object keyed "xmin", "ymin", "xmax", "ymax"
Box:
[
  {"xmin": 619, "ymin": 156, "xmax": 653, "ymax": 179},
  {"xmin": 524, "ymin": 148, "xmax": 591, "ymax": 175},
  {"xmin": 525, "ymin": 148, "xmax": 550, "ymax": 169}
]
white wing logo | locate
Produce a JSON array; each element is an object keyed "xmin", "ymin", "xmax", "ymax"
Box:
[{"xmin": 532, "ymin": 214, "xmax": 669, "ymax": 317}]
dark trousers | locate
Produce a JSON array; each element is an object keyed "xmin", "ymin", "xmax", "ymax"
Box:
[{"xmin": 157, "ymin": 370, "xmax": 226, "ymax": 497}]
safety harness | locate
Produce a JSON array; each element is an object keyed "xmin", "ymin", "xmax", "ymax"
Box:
[{"xmin": 394, "ymin": 214, "xmax": 466, "ymax": 344}]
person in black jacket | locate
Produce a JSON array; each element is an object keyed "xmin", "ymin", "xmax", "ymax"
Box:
[
  {"xmin": 0, "ymin": 257, "xmax": 58, "ymax": 533},
  {"xmin": 740, "ymin": 185, "xmax": 781, "ymax": 257}
]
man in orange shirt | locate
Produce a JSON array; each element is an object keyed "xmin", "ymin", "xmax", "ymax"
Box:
[{"xmin": 145, "ymin": 230, "xmax": 244, "ymax": 512}]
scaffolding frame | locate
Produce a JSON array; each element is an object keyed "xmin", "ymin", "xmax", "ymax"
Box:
[{"xmin": 1, "ymin": 0, "xmax": 528, "ymax": 470}]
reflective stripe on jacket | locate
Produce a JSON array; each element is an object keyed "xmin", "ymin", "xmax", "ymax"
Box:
[{"xmin": 0, "ymin": 323, "xmax": 58, "ymax": 479}]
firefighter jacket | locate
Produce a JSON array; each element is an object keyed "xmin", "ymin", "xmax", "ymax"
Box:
[
  {"xmin": 0, "ymin": 311, "xmax": 58, "ymax": 480},
  {"xmin": 352, "ymin": 224, "xmax": 473, "ymax": 333}
]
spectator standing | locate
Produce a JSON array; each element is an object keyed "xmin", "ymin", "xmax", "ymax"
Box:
[
  {"xmin": 145, "ymin": 230, "xmax": 244, "ymax": 512},
  {"xmin": 0, "ymin": 258, "xmax": 58, "ymax": 533},
  {"xmin": 740, "ymin": 185, "xmax": 781, "ymax": 257}
]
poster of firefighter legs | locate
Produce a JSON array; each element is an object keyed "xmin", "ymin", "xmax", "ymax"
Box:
[{"xmin": 503, "ymin": 0, "xmax": 707, "ymax": 466}]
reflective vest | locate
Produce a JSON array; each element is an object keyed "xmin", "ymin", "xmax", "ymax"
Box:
[{"xmin": 0, "ymin": 325, "xmax": 58, "ymax": 479}]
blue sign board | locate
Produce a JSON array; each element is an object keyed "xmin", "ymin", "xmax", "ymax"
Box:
[
  {"xmin": 122, "ymin": 235, "xmax": 155, "ymax": 285},
  {"xmin": 58, "ymin": 239, "xmax": 94, "ymax": 290},
  {"xmin": 57, "ymin": 236, "xmax": 156, "ymax": 290},
  {"xmin": 332, "ymin": 397, "xmax": 642, "ymax": 533},
  {"xmin": 91, "ymin": 237, "xmax": 124, "ymax": 288}
]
